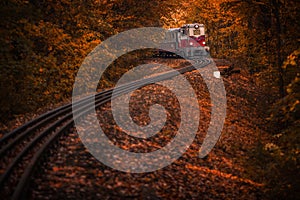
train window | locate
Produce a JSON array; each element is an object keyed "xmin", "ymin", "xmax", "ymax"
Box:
[{"xmin": 193, "ymin": 29, "xmax": 201, "ymax": 35}]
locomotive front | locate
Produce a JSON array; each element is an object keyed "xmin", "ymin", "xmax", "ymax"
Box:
[{"xmin": 179, "ymin": 23, "xmax": 210, "ymax": 57}]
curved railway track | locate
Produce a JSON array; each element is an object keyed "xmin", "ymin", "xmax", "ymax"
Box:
[{"xmin": 0, "ymin": 58, "xmax": 211, "ymax": 199}]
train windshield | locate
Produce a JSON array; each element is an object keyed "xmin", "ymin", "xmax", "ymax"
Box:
[{"xmin": 191, "ymin": 27, "xmax": 205, "ymax": 36}]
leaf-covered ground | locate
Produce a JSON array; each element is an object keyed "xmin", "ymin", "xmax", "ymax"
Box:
[{"xmin": 26, "ymin": 60, "xmax": 272, "ymax": 199}]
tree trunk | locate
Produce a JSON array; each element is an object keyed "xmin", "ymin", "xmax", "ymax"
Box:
[{"xmin": 271, "ymin": 0, "xmax": 285, "ymax": 98}]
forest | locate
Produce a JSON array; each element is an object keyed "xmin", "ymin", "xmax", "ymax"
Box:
[{"xmin": 0, "ymin": 0, "xmax": 299, "ymax": 199}]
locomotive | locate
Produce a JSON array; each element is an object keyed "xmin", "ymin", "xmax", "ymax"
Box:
[{"xmin": 159, "ymin": 23, "xmax": 210, "ymax": 58}]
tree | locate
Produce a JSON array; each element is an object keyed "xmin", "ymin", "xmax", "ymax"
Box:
[{"xmin": 0, "ymin": 0, "xmax": 182, "ymax": 120}]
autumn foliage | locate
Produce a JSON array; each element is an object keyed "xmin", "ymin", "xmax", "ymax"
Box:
[{"xmin": 0, "ymin": 0, "xmax": 299, "ymax": 199}]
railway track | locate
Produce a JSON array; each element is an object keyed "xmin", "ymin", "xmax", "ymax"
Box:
[{"xmin": 0, "ymin": 58, "xmax": 211, "ymax": 199}]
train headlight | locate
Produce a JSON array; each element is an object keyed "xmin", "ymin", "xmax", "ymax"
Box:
[
  {"xmin": 203, "ymin": 41, "xmax": 206, "ymax": 45},
  {"xmin": 194, "ymin": 24, "xmax": 199, "ymax": 29},
  {"xmin": 189, "ymin": 42, "xmax": 193, "ymax": 46}
]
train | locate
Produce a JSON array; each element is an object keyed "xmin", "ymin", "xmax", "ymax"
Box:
[{"xmin": 159, "ymin": 23, "xmax": 210, "ymax": 58}]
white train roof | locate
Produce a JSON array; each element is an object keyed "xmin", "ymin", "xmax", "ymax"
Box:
[
  {"xmin": 167, "ymin": 28, "xmax": 180, "ymax": 32},
  {"xmin": 181, "ymin": 23, "xmax": 204, "ymax": 28}
]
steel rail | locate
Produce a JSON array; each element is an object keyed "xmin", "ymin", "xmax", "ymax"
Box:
[{"xmin": 0, "ymin": 58, "xmax": 211, "ymax": 199}]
